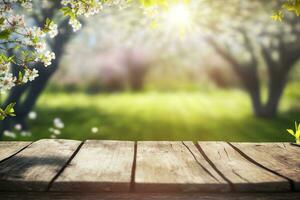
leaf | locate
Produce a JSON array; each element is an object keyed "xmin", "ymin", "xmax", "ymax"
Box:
[
  {"xmin": 46, "ymin": 18, "xmax": 52, "ymax": 25},
  {"xmin": 0, "ymin": 109, "xmax": 6, "ymax": 120},
  {"xmin": 271, "ymin": 11, "xmax": 283, "ymax": 21},
  {"xmin": 4, "ymin": 102, "xmax": 16, "ymax": 115},
  {"xmin": 60, "ymin": 7, "xmax": 74, "ymax": 18},
  {"xmin": 295, "ymin": 130, "xmax": 300, "ymax": 138},
  {"xmin": 8, "ymin": 113, "xmax": 16, "ymax": 117},
  {"xmin": 287, "ymin": 129, "xmax": 295, "ymax": 136},
  {"xmin": 283, "ymin": 0, "xmax": 300, "ymax": 16},
  {"xmin": 295, "ymin": 129, "xmax": 300, "ymax": 144},
  {"xmin": 8, "ymin": 55, "xmax": 14, "ymax": 61},
  {"xmin": 0, "ymin": 18, "xmax": 5, "ymax": 26},
  {"xmin": 0, "ymin": 29, "xmax": 12, "ymax": 40},
  {"xmin": 18, "ymin": 71, "xmax": 23, "ymax": 82},
  {"xmin": 43, "ymin": 18, "xmax": 53, "ymax": 32},
  {"xmin": 14, "ymin": 45, "xmax": 20, "ymax": 50},
  {"xmin": 0, "ymin": 115, "xmax": 5, "ymax": 120},
  {"xmin": 32, "ymin": 36, "xmax": 39, "ymax": 44}
]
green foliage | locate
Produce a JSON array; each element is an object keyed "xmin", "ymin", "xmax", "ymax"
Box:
[
  {"xmin": 273, "ymin": 0, "xmax": 300, "ymax": 21},
  {"xmin": 271, "ymin": 11, "xmax": 284, "ymax": 21},
  {"xmin": 0, "ymin": 17, "xmax": 5, "ymax": 26},
  {"xmin": 42, "ymin": 18, "xmax": 54, "ymax": 32},
  {"xmin": 287, "ymin": 121, "xmax": 300, "ymax": 143},
  {"xmin": 140, "ymin": 0, "xmax": 167, "ymax": 7},
  {"xmin": 0, "ymin": 29, "xmax": 12, "ymax": 40},
  {"xmin": 283, "ymin": 0, "xmax": 300, "ymax": 15},
  {"xmin": 139, "ymin": 0, "xmax": 190, "ymax": 6},
  {"xmin": 0, "ymin": 54, "xmax": 14, "ymax": 63},
  {"xmin": 60, "ymin": 7, "xmax": 76, "ymax": 19},
  {"xmin": 0, "ymin": 103, "xmax": 16, "ymax": 121}
]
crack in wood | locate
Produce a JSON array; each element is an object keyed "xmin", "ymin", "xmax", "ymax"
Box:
[
  {"xmin": 182, "ymin": 142, "xmax": 219, "ymax": 183},
  {"xmin": 0, "ymin": 140, "xmax": 298, "ymax": 194},
  {"xmin": 194, "ymin": 143, "xmax": 234, "ymax": 191},
  {"xmin": 223, "ymin": 148, "xmax": 230, "ymax": 160},
  {"xmin": 232, "ymin": 169, "xmax": 250, "ymax": 183},
  {"xmin": 228, "ymin": 142, "xmax": 295, "ymax": 191}
]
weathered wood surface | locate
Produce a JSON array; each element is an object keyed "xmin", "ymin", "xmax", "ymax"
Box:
[
  {"xmin": 0, "ymin": 139, "xmax": 299, "ymax": 198},
  {"xmin": 198, "ymin": 142, "xmax": 290, "ymax": 192},
  {"xmin": 135, "ymin": 141, "xmax": 229, "ymax": 192},
  {"xmin": 0, "ymin": 139, "xmax": 81, "ymax": 191},
  {"xmin": 0, "ymin": 141, "xmax": 31, "ymax": 162},
  {"xmin": 51, "ymin": 140, "xmax": 135, "ymax": 192},
  {"xmin": 0, "ymin": 192, "xmax": 300, "ymax": 200},
  {"xmin": 230, "ymin": 142, "xmax": 300, "ymax": 191}
]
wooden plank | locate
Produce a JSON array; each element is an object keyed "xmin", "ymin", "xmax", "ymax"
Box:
[
  {"xmin": 50, "ymin": 140, "xmax": 135, "ymax": 192},
  {"xmin": 292, "ymin": 143, "xmax": 300, "ymax": 148},
  {"xmin": 0, "ymin": 139, "xmax": 81, "ymax": 191},
  {"xmin": 198, "ymin": 142, "xmax": 290, "ymax": 192},
  {"xmin": 0, "ymin": 192, "xmax": 300, "ymax": 200},
  {"xmin": 182, "ymin": 141, "xmax": 229, "ymax": 190},
  {"xmin": 135, "ymin": 141, "xmax": 229, "ymax": 192},
  {"xmin": 230, "ymin": 142, "xmax": 300, "ymax": 191},
  {"xmin": 0, "ymin": 141, "xmax": 31, "ymax": 162}
]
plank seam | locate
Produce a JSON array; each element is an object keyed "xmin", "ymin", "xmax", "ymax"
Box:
[
  {"xmin": 228, "ymin": 142, "xmax": 295, "ymax": 192},
  {"xmin": 182, "ymin": 142, "xmax": 220, "ymax": 183},
  {"xmin": 130, "ymin": 141, "xmax": 137, "ymax": 192},
  {"xmin": 194, "ymin": 142, "xmax": 234, "ymax": 191},
  {"xmin": 46, "ymin": 141, "xmax": 85, "ymax": 192},
  {"xmin": 0, "ymin": 142, "xmax": 33, "ymax": 164}
]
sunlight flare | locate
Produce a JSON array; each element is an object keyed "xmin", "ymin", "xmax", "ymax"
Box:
[
  {"xmin": 163, "ymin": 3, "xmax": 194, "ymax": 38},
  {"xmin": 165, "ymin": 3, "xmax": 191, "ymax": 28}
]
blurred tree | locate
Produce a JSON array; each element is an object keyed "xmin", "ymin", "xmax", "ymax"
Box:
[
  {"xmin": 1, "ymin": 1, "xmax": 76, "ymax": 135},
  {"xmin": 125, "ymin": 49, "xmax": 151, "ymax": 91},
  {"xmin": 205, "ymin": 1, "xmax": 300, "ymax": 118}
]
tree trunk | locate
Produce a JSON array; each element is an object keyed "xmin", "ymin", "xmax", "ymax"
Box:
[
  {"xmin": 248, "ymin": 87, "xmax": 263, "ymax": 117},
  {"xmin": 261, "ymin": 74, "xmax": 287, "ymax": 118}
]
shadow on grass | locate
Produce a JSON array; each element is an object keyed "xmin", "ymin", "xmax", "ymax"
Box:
[{"xmin": 18, "ymin": 105, "xmax": 300, "ymax": 142}]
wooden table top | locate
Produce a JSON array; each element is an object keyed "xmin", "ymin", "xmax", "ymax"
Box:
[{"xmin": 0, "ymin": 140, "xmax": 299, "ymax": 199}]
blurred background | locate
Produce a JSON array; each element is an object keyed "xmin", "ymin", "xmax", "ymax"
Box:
[{"xmin": 1, "ymin": 0, "xmax": 300, "ymax": 142}]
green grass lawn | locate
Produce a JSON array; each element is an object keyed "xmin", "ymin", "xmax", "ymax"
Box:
[{"xmin": 9, "ymin": 82, "xmax": 300, "ymax": 142}]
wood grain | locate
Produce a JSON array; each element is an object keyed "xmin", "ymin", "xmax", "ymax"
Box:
[
  {"xmin": 0, "ymin": 139, "xmax": 81, "ymax": 191},
  {"xmin": 0, "ymin": 192, "xmax": 300, "ymax": 200},
  {"xmin": 0, "ymin": 141, "xmax": 31, "ymax": 162},
  {"xmin": 135, "ymin": 141, "xmax": 229, "ymax": 192},
  {"xmin": 198, "ymin": 142, "xmax": 290, "ymax": 192},
  {"xmin": 230, "ymin": 142, "xmax": 300, "ymax": 191},
  {"xmin": 0, "ymin": 140, "xmax": 298, "ymax": 195},
  {"xmin": 51, "ymin": 140, "xmax": 135, "ymax": 192}
]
